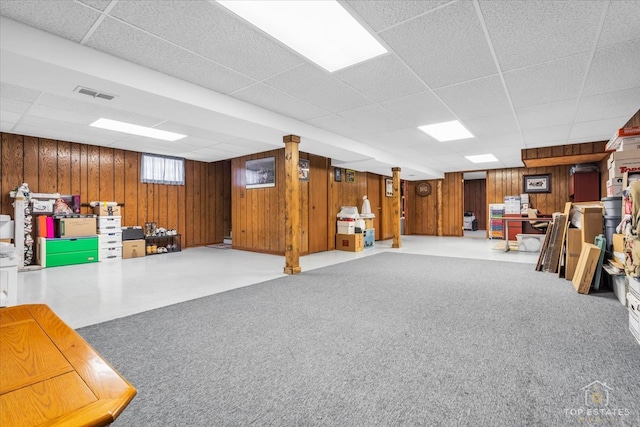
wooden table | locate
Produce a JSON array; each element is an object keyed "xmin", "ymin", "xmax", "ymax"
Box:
[{"xmin": 0, "ymin": 304, "xmax": 136, "ymax": 426}]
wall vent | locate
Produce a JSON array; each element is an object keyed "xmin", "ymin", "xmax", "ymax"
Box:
[{"xmin": 74, "ymin": 86, "xmax": 115, "ymax": 101}]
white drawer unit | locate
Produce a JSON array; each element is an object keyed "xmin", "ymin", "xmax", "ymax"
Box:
[
  {"xmin": 99, "ymin": 246, "xmax": 122, "ymax": 261},
  {"xmin": 0, "ymin": 256, "xmax": 19, "ymax": 307},
  {"xmin": 99, "ymin": 231, "xmax": 123, "ymax": 249},
  {"xmin": 97, "ymin": 216, "xmax": 122, "ymax": 232}
]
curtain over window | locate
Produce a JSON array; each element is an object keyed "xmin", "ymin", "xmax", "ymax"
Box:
[{"xmin": 141, "ymin": 153, "xmax": 185, "ymax": 185}]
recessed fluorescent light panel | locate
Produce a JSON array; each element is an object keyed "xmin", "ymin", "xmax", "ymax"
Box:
[
  {"xmin": 465, "ymin": 154, "xmax": 498, "ymax": 163},
  {"xmin": 418, "ymin": 120, "xmax": 474, "ymax": 142},
  {"xmin": 90, "ymin": 118, "xmax": 186, "ymax": 142},
  {"xmin": 216, "ymin": 0, "xmax": 387, "ymax": 72}
]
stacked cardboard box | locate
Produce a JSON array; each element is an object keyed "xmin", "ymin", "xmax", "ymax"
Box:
[
  {"xmin": 94, "ymin": 206, "xmax": 122, "ymax": 261},
  {"xmin": 606, "ymin": 131, "xmax": 640, "ymax": 197}
]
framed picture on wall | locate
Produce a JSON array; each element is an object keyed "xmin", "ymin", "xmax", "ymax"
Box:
[
  {"xmin": 345, "ymin": 169, "xmax": 356, "ymax": 183},
  {"xmin": 298, "ymin": 159, "xmax": 310, "ymax": 181},
  {"xmin": 523, "ymin": 174, "xmax": 551, "ymax": 193},
  {"xmin": 334, "ymin": 167, "xmax": 342, "ymax": 182},
  {"xmin": 385, "ymin": 178, "xmax": 393, "ymax": 197},
  {"xmin": 246, "ymin": 157, "xmax": 275, "ymax": 189}
]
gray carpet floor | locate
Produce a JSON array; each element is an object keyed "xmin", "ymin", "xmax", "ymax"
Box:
[{"xmin": 78, "ymin": 253, "xmax": 640, "ymax": 426}]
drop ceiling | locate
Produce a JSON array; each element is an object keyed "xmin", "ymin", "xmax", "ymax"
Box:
[{"xmin": 1, "ymin": 0, "xmax": 639, "ymax": 180}]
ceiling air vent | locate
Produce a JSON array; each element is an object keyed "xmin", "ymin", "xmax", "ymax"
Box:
[{"xmin": 74, "ymin": 86, "xmax": 115, "ymax": 101}]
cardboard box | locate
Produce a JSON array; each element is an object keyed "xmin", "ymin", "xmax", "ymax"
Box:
[
  {"xmin": 606, "ymin": 126, "xmax": 640, "ymax": 150},
  {"xmin": 99, "ymin": 231, "xmax": 123, "ymax": 249},
  {"xmin": 337, "ymin": 225, "xmax": 355, "ymax": 234},
  {"xmin": 616, "ymin": 138, "xmax": 640, "ymax": 151},
  {"xmin": 336, "ymin": 233, "xmax": 363, "ymax": 252},
  {"xmin": 571, "ymin": 204, "xmax": 603, "ymax": 244},
  {"xmin": 93, "ymin": 205, "xmax": 121, "ymax": 216},
  {"xmin": 99, "ymin": 246, "xmax": 122, "ymax": 261},
  {"xmin": 32, "ymin": 199, "xmax": 54, "ymax": 215},
  {"xmin": 122, "ymin": 239, "xmax": 146, "ymax": 259},
  {"xmin": 56, "ymin": 216, "xmax": 97, "ymax": 238},
  {"xmin": 612, "ymin": 233, "xmax": 625, "ymax": 253},
  {"xmin": 607, "ymin": 151, "xmax": 640, "ymax": 179},
  {"xmin": 572, "ymin": 243, "xmax": 601, "ymax": 294},
  {"xmin": 97, "ymin": 216, "xmax": 122, "ymax": 231},
  {"xmin": 337, "ymin": 220, "xmax": 355, "ymax": 235},
  {"xmin": 363, "ymin": 218, "xmax": 374, "ymax": 230},
  {"xmin": 565, "ymin": 228, "xmax": 582, "ymax": 281}
]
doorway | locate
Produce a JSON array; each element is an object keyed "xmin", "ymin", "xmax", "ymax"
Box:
[{"xmin": 463, "ymin": 172, "xmax": 487, "ymax": 238}]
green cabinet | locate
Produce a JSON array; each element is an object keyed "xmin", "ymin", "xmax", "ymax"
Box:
[{"xmin": 39, "ymin": 237, "xmax": 99, "ymax": 268}]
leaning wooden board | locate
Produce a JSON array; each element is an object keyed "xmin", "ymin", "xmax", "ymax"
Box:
[{"xmin": 0, "ymin": 304, "xmax": 136, "ymax": 426}]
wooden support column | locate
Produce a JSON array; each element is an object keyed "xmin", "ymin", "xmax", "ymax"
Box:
[
  {"xmin": 392, "ymin": 167, "xmax": 402, "ymax": 248},
  {"xmin": 283, "ymin": 135, "xmax": 302, "ymax": 275},
  {"xmin": 437, "ymin": 180, "xmax": 443, "ymax": 236}
]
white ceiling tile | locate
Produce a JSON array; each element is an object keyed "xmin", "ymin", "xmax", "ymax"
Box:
[
  {"xmin": 380, "ymin": 0, "xmax": 497, "ymax": 89},
  {"xmin": 361, "ymin": 128, "xmax": 447, "ymax": 152},
  {"xmin": 0, "ymin": 0, "xmax": 101, "ymax": 43},
  {"xmin": 1, "ymin": 82, "xmax": 41, "ymax": 102},
  {"xmin": 435, "ymin": 75, "xmax": 511, "ymax": 119},
  {"xmin": 77, "ymin": 1, "xmax": 112, "ymax": 12},
  {"xmin": 523, "ymin": 124, "xmax": 572, "ymax": 145},
  {"xmin": 153, "ymin": 123, "xmax": 237, "ymax": 144},
  {"xmin": 504, "ymin": 54, "xmax": 589, "ymax": 109},
  {"xmin": 27, "ymin": 104, "xmax": 96, "ymax": 125},
  {"xmin": 515, "ymin": 99, "xmax": 578, "ymax": 130},
  {"xmin": 446, "ymin": 138, "xmax": 490, "ymax": 155},
  {"xmin": 85, "ymin": 17, "xmax": 254, "ymax": 95},
  {"xmin": 263, "ymin": 64, "xmax": 372, "ymax": 113},
  {"xmin": 108, "ymin": 0, "xmax": 304, "ymax": 80},
  {"xmin": 463, "ymin": 112, "xmax": 520, "ymax": 138},
  {"xmin": 569, "ymin": 116, "xmax": 630, "ymax": 141},
  {"xmin": 0, "ymin": 98, "xmax": 32, "ymax": 114},
  {"xmin": 381, "ymin": 91, "xmax": 454, "ymax": 127},
  {"xmin": 13, "ymin": 123, "xmax": 116, "ymax": 146},
  {"xmin": 309, "ymin": 105, "xmax": 408, "ymax": 139},
  {"xmin": 575, "ymin": 87, "xmax": 640, "ymax": 123},
  {"xmin": 35, "ymin": 93, "xmax": 162, "ymax": 127},
  {"xmin": 597, "ymin": 1, "xmax": 640, "ymax": 47},
  {"xmin": 344, "ymin": 0, "xmax": 450, "ymax": 32},
  {"xmin": 479, "ymin": 131, "xmax": 525, "ymax": 149},
  {"xmin": 333, "ymin": 54, "xmax": 427, "ymax": 103},
  {"xmin": 480, "ymin": 0, "xmax": 604, "ymax": 71},
  {"xmin": 1, "ymin": 122, "xmax": 17, "ymax": 132},
  {"xmin": 231, "ymin": 83, "xmax": 329, "ymax": 122},
  {"xmin": 217, "ymin": 138, "xmax": 277, "ymax": 155},
  {"xmin": 583, "ymin": 39, "xmax": 640, "ymax": 96},
  {"xmin": 0, "ymin": 111, "xmax": 22, "ymax": 124}
]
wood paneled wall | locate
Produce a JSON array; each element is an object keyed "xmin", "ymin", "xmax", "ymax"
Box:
[
  {"xmin": 405, "ymin": 173, "xmax": 464, "ymax": 236},
  {"xmin": 487, "ymin": 166, "xmax": 572, "ymax": 215},
  {"xmin": 405, "ymin": 180, "xmax": 438, "ymax": 235},
  {"xmin": 441, "ymin": 172, "xmax": 464, "ymax": 236},
  {"xmin": 464, "ymin": 179, "xmax": 487, "ymax": 230},
  {"xmin": 0, "ymin": 132, "xmax": 230, "ymax": 249},
  {"xmin": 231, "ymin": 153, "xmax": 398, "ymax": 255}
]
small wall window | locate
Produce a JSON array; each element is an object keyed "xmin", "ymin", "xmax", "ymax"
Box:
[{"xmin": 141, "ymin": 153, "xmax": 185, "ymax": 185}]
